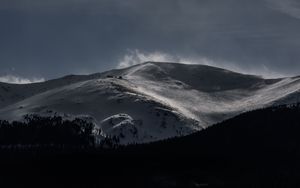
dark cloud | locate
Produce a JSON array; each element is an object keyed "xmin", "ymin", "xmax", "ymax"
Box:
[{"xmin": 0, "ymin": 0, "xmax": 300, "ymax": 80}]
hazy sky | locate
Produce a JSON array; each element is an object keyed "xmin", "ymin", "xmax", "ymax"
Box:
[{"xmin": 1, "ymin": 0, "xmax": 300, "ymax": 82}]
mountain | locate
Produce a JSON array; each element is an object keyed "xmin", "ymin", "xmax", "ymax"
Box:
[{"xmin": 0, "ymin": 62, "xmax": 300, "ymax": 144}]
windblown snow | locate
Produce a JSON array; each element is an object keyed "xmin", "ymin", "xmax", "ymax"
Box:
[{"xmin": 0, "ymin": 62, "xmax": 299, "ymax": 144}]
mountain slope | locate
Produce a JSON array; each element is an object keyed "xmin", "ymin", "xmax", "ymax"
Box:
[
  {"xmin": 0, "ymin": 74, "xmax": 103, "ymax": 107},
  {"xmin": 122, "ymin": 62, "xmax": 300, "ymax": 124},
  {"xmin": 0, "ymin": 62, "xmax": 299, "ymax": 144},
  {"xmin": 0, "ymin": 77, "xmax": 198, "ymax": 144}
]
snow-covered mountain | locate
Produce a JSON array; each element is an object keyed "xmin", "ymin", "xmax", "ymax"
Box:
[{"xmin": 0, "ymin": 62, "xmax": 300, "ymax": 144}]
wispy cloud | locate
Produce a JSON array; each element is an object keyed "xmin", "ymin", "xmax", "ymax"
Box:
[
  {"xmin": 0, "ymin": 75, "xmax": 45, "ymax": 84},
  {"xmin": 266, "ymin": 0, "xmax": 300, "ymax": 19}
]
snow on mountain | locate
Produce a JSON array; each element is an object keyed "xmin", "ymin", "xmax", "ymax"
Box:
[
  {"xmin": 0, "ymin": 62, "xmax": 299, "ymax": 144},
  {"xmin": 0, "ymin": 74, "xmax": 103, "ymax": 107}
]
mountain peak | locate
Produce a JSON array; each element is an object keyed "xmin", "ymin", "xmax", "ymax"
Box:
[{"xmin": 123, "ymin": 62, "xmax": 268, "ymax": 92}]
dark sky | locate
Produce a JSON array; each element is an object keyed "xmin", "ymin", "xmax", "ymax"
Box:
[{"xmin": 1, "ymin": 0, "xmax": 300, "ymax": 82}]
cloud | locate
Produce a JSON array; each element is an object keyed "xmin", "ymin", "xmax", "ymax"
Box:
[
  {"xmin": 0, "ymin": 75, "xmax": 45, "ymax": 84},
  {"xmin": 266, "ymin": 0, "xmax": 300, "ymax": 19}
]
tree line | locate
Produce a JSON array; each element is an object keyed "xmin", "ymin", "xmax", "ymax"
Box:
[{"xmin": 0, "ymin": 114, "xmax": 95, "ymax": 147}]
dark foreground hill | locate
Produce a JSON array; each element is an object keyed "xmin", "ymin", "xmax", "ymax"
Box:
[{"xmin": 1, "ymin": 104, "xmax": 300, "ymax": 187}]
